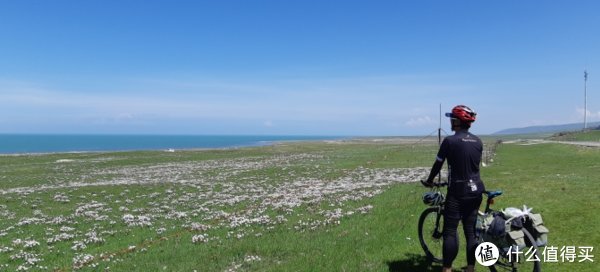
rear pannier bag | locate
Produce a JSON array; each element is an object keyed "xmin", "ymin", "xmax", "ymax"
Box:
[
  {"xmin": 507, "ymin": 229, "xmax": 526, "ymax": 249},
  {"xmin": 526, "ymin": 213, "xmax": 549, "ymax": 247}
]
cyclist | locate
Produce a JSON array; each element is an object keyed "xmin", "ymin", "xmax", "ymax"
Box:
[{"xmin": 423, "ymin": 105, "xmax": 485, "ymax": 272}]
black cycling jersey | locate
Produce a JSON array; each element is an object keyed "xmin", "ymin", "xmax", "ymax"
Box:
[
  {"xmin": 436, "ymin": 130, "xmax": 483, "ymax": 182},
  {"xmin": 434, "ymin": 130, "xmax": 484, "ymax": 199}
]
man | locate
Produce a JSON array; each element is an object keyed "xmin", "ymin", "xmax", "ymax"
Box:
[{"xmin": 423, "ymin": 105, "xmax": 484, "ymax": 272}]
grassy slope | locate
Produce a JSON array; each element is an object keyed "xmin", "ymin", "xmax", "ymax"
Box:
[
  {"xmin": 482, "ymin": 143, "xmax": 600, "ymax": 272},
  {"xmin": 0, "ymin": 141, "xmax": 437, "ymax": 271},
  {"xmin": 93, "ymin": 143, "xmax": 599, "ymax": 272},
  {"xmin": 548, "ymin": 130, "xmax": 600, "ymax": 142},
  {"xmin": 1, "ymin": 141, "xmax": 598, "ymax": 271},
  {"xmin": 105, "ymin": 141, "xmax": 437, "ymax": 271}
]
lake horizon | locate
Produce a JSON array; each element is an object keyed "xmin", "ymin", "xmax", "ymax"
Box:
[{"xmin": 0, "ymin": 134, "xmax": 349, "ymax": 154}]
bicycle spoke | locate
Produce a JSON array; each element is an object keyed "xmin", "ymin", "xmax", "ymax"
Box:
[{"xmin": 418, "ymin": 207, "xmax": 444, "ymax": 263}]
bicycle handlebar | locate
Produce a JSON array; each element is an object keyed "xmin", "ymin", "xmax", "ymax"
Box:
[
  {"xmin": 420, "ymin": 180, "xmax": 448, "ymax": 187},
  {"xmin": 421, "ymin": 180, "xmax": 503, "ymax": 201}
]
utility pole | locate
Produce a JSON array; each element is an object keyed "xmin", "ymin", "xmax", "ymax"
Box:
[
  {"xmin": 438, "ymin": 103, "xmax": 442, "ymax": 145},
  {"xmin": 438, "ymin": 103, "xmax": 442, "ymax": 183},
  {"xmin": 584, "ymin": 70, "xmax": 588, "ymax": 131}
]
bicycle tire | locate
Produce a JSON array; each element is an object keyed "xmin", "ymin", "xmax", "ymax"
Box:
[
  {"xmin": 490, "ymin": 228, "xmax": 541, "ymax": 272},
  {"xmin": 418, "ymin": 206, "xmax": 444, "ymax": 263}
]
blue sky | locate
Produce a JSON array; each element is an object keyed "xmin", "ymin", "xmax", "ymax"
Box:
[{"xmin": 1, "ymin": 0, "xmax": 598, "ymax": 136}]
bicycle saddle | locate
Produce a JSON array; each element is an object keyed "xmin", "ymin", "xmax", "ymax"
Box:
[{"xmin": 485, "ymin": 190, "xmax": 503, "ymax": 199}]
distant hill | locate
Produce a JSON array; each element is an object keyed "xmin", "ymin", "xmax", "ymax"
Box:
[{"xmin": 493, "ymin": 121, "xmax": 600, "ymax": 135}]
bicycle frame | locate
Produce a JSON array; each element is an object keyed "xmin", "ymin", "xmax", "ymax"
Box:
[
  {"xmin": 419, "ymin": 182, "xmax": 540, "ymax": 271},
  {"xmin": 483, "ymin": 190, "xmax": 503, "ymax": 214}
]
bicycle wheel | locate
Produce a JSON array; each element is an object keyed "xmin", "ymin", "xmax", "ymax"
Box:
[
  {"xmin": 418, "ymin": 207, "xmax": 444, "ymax": 263},
  {"xmin": 490, "ymin": 228, "xmax": 541, "ymax": 272}
]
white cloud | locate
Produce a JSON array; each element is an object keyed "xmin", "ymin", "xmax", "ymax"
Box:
[
  {"xmin": 0, "ymin": 76, "xmax": 487, "ymax": 134},
  {"xmin": 263, "ymin": 120, "xmax": 274, "ymax": 127},
  {"xmin": 405, "ymin": 116, "xmax": 436, "ymax": 127},
  {"xmin": 576, "ymin": 107, "xmax": 600, "ymax": 120}
]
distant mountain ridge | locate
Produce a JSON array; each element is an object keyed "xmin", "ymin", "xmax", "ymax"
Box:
[{"xmin": 493, "ymin": 121, "xmax": 600, "ymax": 135}]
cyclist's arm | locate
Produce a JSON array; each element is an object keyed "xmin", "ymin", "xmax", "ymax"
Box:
[
  {"xmin": 424, "ymin": 138, "xmax": 449, "ymax": 186},
  {"xmin": 425, "ymin": 158, "xmax": 444, "ymax": 185}
]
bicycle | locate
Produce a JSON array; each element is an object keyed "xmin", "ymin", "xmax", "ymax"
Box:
[{"xmin": 417, "ymin": 181, "xmax": 541, "ymax": 272}]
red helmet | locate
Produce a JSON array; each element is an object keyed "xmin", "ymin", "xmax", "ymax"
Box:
[{"xmin": 445, "ymin": 105, "xmax": 476, "ymax": 123}]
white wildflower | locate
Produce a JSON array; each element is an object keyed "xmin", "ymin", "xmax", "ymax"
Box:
[
  {"xmin": 84, "ymin": 231, "xmax": 105, "ymax": 244},
  {"xmin": 23, "ymin": 240, "xmax": 40, "ymax": 249},
  {"xmin": 244, "ymin": 255, "xmax": 262, "ymax": 262},
  {"xmin": 189, "ymin": 222, "xmax": 210, "ymax": 231},
  {"xmin": 72, "ymin": 253, "xmax": 94, "ymax": 270},
  {"xmin": 122, "ymin": 214, "xmax": 152, "ymax": 227},
  {"xmin": 60, "ymin": 226, "xmax": 75, "ymax": 232},
  {"xmin": 191, "ymin": 234, "xmax": 208, "ymax": 244},
  {"xmin": 47, "ymin": 233, "xmax": 75, "ymax": 244},
  {"xmin": 71, "ymin": 241, "xmax": 87, "ymax": 251},
  {"xmin": 0, "ymin": 246, "xmax": 14, "ymax": 253},
  {"xmin": 53, "ymin": 194, "xmax": 71, "ymax": 203},
  {"xmin": 356, "ymin": 205, "xmax": 373, "ymax": 214},
  {"xmin": 12, "ymin": 239, "xmax": 23, "ymax": 246}
]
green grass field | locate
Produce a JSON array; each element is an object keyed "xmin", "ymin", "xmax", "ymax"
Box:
[
  {"xmin": 0, "ymin": 139, "xmax": 598, "ymax": 271},
  {"xmin": 548, "ymin": 130, "xmax": 600, "ymax": 142}
]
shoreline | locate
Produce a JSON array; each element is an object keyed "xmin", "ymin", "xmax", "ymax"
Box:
[
  {"xmin": 0, "ymin": 135, "xmax": 441, "ymax": 156},
  {"xmin": 0, "ymin": 137, "xmax": 352, "ymax": 156}
]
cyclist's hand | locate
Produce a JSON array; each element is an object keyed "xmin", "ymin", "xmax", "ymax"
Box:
[{"xmin": 421, "ymin": 179, "xmax": 434, "ymax": 188}]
